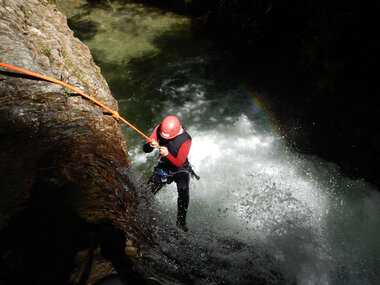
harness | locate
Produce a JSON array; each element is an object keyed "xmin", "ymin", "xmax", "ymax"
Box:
[{"xmin": 153, "ymin": 168, "xmax": 192, "ymax": 183}]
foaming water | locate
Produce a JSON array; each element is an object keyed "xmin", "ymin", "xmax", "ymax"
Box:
[
  {"xmin": 128, "ymin": 66, "xmax": 380, "ymax": 284},
  {"xmin": 128, "ymin": 77, "xmax": 380, "ymax": 283},
  {"xmin": 189, "ymin": 119, "xmax": 330, "ymax": 283},
  {"xmin": 61, "ymin": 1, "xmax": 380, "ymax": 283},
  {"xmin": 133, "ymin": 113, "xmax": 380, "ymax": 284}
]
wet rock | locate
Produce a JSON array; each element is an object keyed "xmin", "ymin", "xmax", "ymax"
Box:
[{"xmin": 0, "ymin": 0, "xmax": 158, "ymax": 283}]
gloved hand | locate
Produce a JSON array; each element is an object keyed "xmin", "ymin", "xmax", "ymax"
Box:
[
  {"xmin": 149, "ymin": 139, "xmax": 159, "ymax": 148},
  {"xmin": 159, "ymin": 146, "xmax": 169, "ymax": 157}
]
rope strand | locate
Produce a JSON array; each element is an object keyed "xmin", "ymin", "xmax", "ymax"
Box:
[{"xmin": 0, "ymin": 62, "xmax": 152, "ymax": 141}]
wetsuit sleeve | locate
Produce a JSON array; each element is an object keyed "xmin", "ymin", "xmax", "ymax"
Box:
[
  {"xmin": 143, "ymin": 125, "xmax": 159, "ymax": 153},
  {"xmin": 166, "ymin": 139, "xmax": 191, "ymax": 168}
]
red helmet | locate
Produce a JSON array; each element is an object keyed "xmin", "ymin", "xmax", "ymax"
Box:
[{"xmin": 160, "ymin": 115, "xmax": 181, "ymax": 139}]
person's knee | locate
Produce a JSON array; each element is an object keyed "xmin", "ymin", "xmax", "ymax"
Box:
[
  {"xmin": 177, "ymin": 186, "xmax": 189, "ymax": 196},
  {"xmin": 175, "ymin": 172, "xmax": 189, "ymax": 187}
]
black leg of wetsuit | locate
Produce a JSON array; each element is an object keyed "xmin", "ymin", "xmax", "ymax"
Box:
[
  {"xmin": 174, "ymin": 172, "xmax": 190, "ymax": 226},
  {"xmin": 147, "ymin": 172, "xmax": 166, "ymax": 195}
]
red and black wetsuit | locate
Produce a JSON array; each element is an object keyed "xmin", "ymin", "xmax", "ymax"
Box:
[{"xmin": 143, "ymin": 124, "xmax": 192, "ymax": 227}]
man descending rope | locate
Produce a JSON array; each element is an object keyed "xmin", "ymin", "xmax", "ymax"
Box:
[{"xmin": 143, "ymin": 115, "xmax": 198, "ymax": 232}]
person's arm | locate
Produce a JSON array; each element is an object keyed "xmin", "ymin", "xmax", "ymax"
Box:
[
  {"xmin": 143, "ymin": 125, "xmax": 159, "ymax": 153},
  {"xmin": 164, "ymin": 139, "xmax": 191, "ymax": 168}
]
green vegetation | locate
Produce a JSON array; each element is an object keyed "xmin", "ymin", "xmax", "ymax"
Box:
[
  {"xmin": 64, "ymin": 87, "xmax": 74, "ymax": 97},
  {"xmin": 18, "ymin": 5, "xmax": 29, "ymax": 18},
  {"xmin": 37, "ymin": 40, "xmax": 51, "ymax": 56},
  {"xmin": 63, "ymin": 55, "xmax": 84, "ymax": 83}
]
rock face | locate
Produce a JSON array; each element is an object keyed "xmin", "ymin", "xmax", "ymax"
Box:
[{"xmin": 0, "ymin": 0, "xmax": 155, "ymax": 283}]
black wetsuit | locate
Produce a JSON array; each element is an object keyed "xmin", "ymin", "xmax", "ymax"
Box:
[{"xmin": 143, "ymin": 127, "xmax": 192, "ymax": 227}]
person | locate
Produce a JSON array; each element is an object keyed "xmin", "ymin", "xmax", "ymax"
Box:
[{"xmin": 143, "ymin": 115, "xmax": 194, "ymax": 232}]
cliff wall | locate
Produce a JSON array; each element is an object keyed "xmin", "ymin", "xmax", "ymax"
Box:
[{"xmin": 0, "ymin": 0, "xmax": 155, "ymax": 283}]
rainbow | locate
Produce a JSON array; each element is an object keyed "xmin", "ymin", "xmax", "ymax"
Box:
[{"xmin": 240, "ymin": 82, "xmax": 282, "ymax": 136}]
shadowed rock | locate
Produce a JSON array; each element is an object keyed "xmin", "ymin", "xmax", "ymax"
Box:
[{"xmin": 0, "ymin": 0, "xmax": 160, "ymax": 283}]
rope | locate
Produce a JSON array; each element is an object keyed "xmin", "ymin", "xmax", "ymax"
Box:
[{"xmin": 0, "ymin": 62, "xmax": 151, "ymax": 141}]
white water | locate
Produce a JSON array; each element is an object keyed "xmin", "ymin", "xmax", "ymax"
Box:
[{"xmin": 131, "ymin": 84, "xmax": 380, "ymax": 284}]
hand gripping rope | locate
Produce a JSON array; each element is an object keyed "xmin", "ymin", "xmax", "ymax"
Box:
[{"xmin": 0, "ymin": 62, "xmax": 153, "ymax": 143}]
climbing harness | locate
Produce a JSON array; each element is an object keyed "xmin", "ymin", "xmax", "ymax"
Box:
[
  {"xmin": 159, "ymin": 169, "xmax": 168, "ymax": 183},
  {"xmin": 153, "ymin": 165, "xmax": 200, "ymax": 181},
  {"xmin": 0, "ymin": 62, "xmax": 151, "ymax": 141}
]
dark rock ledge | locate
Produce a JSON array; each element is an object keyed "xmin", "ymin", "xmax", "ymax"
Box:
[{"xmin": 0, "ymin": 0, "xmax": 162, "ymax": 283}]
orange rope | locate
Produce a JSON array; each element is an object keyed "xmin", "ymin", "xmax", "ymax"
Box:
[{"xmin": 0, "ymin": 62, "xmax": 151, "ymax": 141}]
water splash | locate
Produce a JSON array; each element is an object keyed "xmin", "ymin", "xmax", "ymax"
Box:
[
  {"xmin": 127, "ymin": 56, "xmax": 380, "ymax": 282},
  {"xmin": 138, "ymin": 111, "xmax": 380, "ymax": 284}
]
